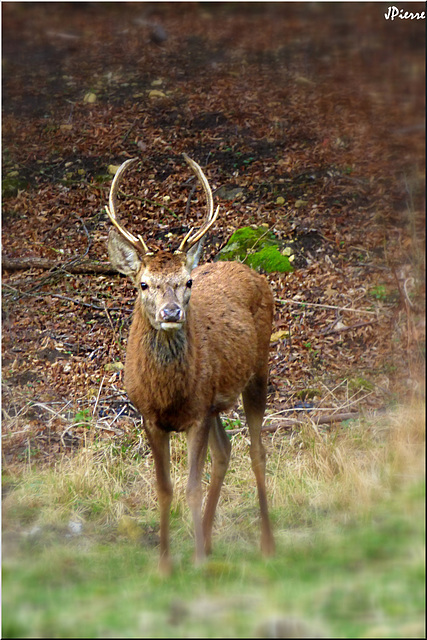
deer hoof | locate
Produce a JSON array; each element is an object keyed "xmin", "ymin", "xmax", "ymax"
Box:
[{"xmin": 159, "ymin": 555, "xmax": 173, "ymax": 577}]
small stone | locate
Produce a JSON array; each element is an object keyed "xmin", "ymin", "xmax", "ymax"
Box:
[
  {"xmin": 148, "ymin": 89, "xmax": 167, "ymax": 99},
  {"xmin": 83, "ymin": 92, "xmax": 97, "ymax": 104}
]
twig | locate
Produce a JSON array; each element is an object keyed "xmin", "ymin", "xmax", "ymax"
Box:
[
  {"xmin": 32, "ymin": 400, "xmax": 72, "ymax": 420},
  {"xmin": 320, "ymin": 319, "xmax": 378, "ymax": 335},
  {"xmin": 261, "ymin": 412, "xmax": 359, "ymax": 434},
  {"xmin": 94, "ymin": 423, "xmax": 124, "ymax": 435},
  {"xmin": 92, "ymin": 376, "xmax": 105, "ymax": 417},
  {"xmin": 3, "ymin": 213, "xmax": 95, "ymax": 302},
  {"xmin": 403, "ymin": 277, "xmax": 416, "ymax": 310},
  {"xmin": 121, "ymin": 119, "xmax": 137, "ymax": 143},
  {"xmin": 5, "ymin": 289, "xmax": 127, "ymax": 312},
  {"xmin": 226, "ymin": 411, "xmax": 360, "ymax": 436},
  {"xmin": 103, "ymin": 303, "xmax": 117, "ymax": 333},
  {"xmin": 230, "ymin": 412, "xmax": 361, "ymax": 436},
  {"xmin": 60, "ymin": 424, "xmax": 83, "ymax": 446},
  {"xmin": 266, "ymin": 405, "xmax": 352, "ymax": 418},
  {"xmin": 391, "ymin": 266, "xmax": 416, "ymax": 312},
  {"xmin": 278, "ymin": 298, "xmax": 377, "ymax": 315},
  {"xmin": 108, "ymin": 404, "xmax": 127, "ymax": 427},
  {"xmin": 2, "ymin": 427, "xmax": 35, "ymax": 438},
  {"xmin": 2, "ymin": 257, "xmax": 117, "ymax": 274},
  {"xmin": 46, "ymin": 30, "xmax": 80, "ymax": 40},
  {"xmin": 263, "ymin": 388, "xmax": 374, "ymax": 423}
]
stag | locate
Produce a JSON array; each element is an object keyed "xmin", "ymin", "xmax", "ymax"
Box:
[{"xmin": 106, "ymin": 154, "xmax": 275, "ymax": 573}]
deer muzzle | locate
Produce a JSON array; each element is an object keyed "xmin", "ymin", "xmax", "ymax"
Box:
[{"xmin": 159, "ymin": 303, "xmax": 185, "ymax": 330}]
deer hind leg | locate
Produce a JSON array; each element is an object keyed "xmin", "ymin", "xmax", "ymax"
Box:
[
  {"xmin": 146, "ymin": 426, "xmax": 173, "ymax": 575},
  {"xmin": 202, "ymin": 416, "xmax": 231, "ymax": 555},
  {"xmin": 242, "ymin": 373, "xmax": 275, "ymax": 557},
  {"xmin": 186, "ymin": 421, "xmax": 210, "ymax": 565}
]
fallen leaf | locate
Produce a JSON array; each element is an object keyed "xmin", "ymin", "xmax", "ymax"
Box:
[
  {"xmin": 148, "ymin": 89, "xmax": 167, "ymax": 99},
  {"xmin": 104, "ymin": 362, "xmax": 124, "ymax": 372},
  {"xmin": 83, "ymin": 92, "xmax": 97, "ymax": 104},
  {"xmin": 270, "ymin": 329, "xmax": 290, "ymax": 342}
]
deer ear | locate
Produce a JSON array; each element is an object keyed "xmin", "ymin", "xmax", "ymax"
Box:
[
  {"xmin": 185, "ymin": 241, "xmax": 203, "ymax": 271},
  {"xmin": 108, "ymin": 229, "xmax": 142, "ymax": 280}
]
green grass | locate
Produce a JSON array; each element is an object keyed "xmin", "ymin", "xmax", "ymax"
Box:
[{"xmin": 2, "ymin": 404, "xmax": 425, "ymax": 638}]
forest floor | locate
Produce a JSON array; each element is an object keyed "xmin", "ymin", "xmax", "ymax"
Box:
[{"xmin": 2, "ymin": 3, "xmax": 425, "ymax": 468}]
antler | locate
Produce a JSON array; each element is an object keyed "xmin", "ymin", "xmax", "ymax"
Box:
[
  {"xmin": 106, "ymin": 154, "xmax": 219, "ymax": 256},
  {"xmin": 105, "ymin": 158, "xmax": 150, "ymax": 255},
  {"xmin": 177, "ymin": 154, "xmax": 219, "ymax": 253}
]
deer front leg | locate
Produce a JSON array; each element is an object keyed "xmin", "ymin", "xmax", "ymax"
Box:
[
  {"xmin": 186, "ymin": 420, "xmax": 209, "ymax": 565},
  {"xmin": 146, "ymin": 426, "xmax": 173, "ymax": 575}
]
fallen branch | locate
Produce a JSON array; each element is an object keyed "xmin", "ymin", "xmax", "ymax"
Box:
[
  {"xmin": 3, "ymin": 286, "xmax": 126, "ymax": 311},
  {"xmin": 320, "ymin": 319, "xmax": 378, "ymax": 335},
  {"xmin": 266, "ymin": 411, "xmax": 360, "ymax": 432},
  {"xmin": 278, "ymin": 298, "xmax": 377, "ymax": 315},
  {"xmin": 2, "ymin": 256, "xmax": 116, "ymax": 274},
  {"xmin": 391, "ymin": 265, "xmax": 417, "ymax": 312},
  {"xmin": 226, "ymin": 411, "xmax": 360, "ymax": 436}
]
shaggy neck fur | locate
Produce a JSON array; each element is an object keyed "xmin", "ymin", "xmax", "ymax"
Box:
[{"xmin": 145, "ymin": 323, "xmax": 188, "ymax": 366}]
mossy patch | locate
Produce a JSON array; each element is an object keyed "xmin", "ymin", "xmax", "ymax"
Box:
[
  {"xmin": 216, "ymin": 226, "xmax": 293, "ymax": 273},
  {"xmin": 2, "ymin": 175, "xmax": 29, "ymax": 199},
  {"xmin": 246, "ymin": 245, "xmax": 292, "ymax": 272}
]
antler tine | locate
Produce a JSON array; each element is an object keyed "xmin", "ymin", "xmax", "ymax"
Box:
[
  {"xmin": 177, "ymin": 205, "xmax": 220, "ymax": 252},
  {"xmin": 178, "ymin": 154, "xmax": 218, "ymax": 252},
  {"xmin": 182, "ymin": 153, "xmax": 214, "ymax": 220},
  {"xmin": 106, "ymin": 158, "xmax": 150, "ymax": 255}
]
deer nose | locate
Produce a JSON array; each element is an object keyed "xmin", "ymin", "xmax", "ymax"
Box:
[{"xmin": 159, "ymin": 304, "xmax": 183, "ymax": 323}]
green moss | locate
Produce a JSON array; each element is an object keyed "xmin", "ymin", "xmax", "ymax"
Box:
[
  {"xmin": 2, "ymin": 175, "xmax": 28, "ymax": 199},
  {"xmin": 216, "ymin": 226, "xmax": 293, "ymax": 273},
  {"xmin": 233, "ymin": 226, "xmax": 278, "ymax": 248},
  {"xmin": 246, "ymin": 245, "xmax": 292, "ymax": 272},
  {"xmin": 348, "ymin": 377, "xmax": 375, "ymax": 392}
]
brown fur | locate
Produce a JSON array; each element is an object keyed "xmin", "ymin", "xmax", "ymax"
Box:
[
  {"xmin": 125, "ymin": 261, "xmax": 273, "ymax": 427},
  {"xmin": 108, "ymin": 228, "xmax": 275, "ymax": 574}
]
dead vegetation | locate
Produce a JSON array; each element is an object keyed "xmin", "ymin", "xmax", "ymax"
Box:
[
  {"xmin": 2, "ymin": 3, "xmax": 425, "ymax": 475},
  {"xmin": 3, "ymin": 396, "xmax": 424, "ymax": 556}
]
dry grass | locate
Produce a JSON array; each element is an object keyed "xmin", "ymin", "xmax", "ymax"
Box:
[
  {"xmin": 3, "ymin": 395, "xmax": 424, "ymax": 548},
  {"xmin": 269, "ymin": 401, "xmax": 424, "ymax": 515}
]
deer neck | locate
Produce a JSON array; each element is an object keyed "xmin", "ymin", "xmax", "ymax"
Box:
[{"xmin": 137, "ymin": 305, "xmax": 193, "ymax": 368}]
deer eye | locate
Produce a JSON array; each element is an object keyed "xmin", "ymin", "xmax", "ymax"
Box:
[
  {"xmin": 140, "ymin": 282, "xmax": 149, "ymax": 291},
  {"xmin": 186, "ymin": 279, "xmax": 193, "ymax": 289}
]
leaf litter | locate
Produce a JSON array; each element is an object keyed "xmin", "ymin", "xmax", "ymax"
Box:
[{"xmin": 2, "ymin": 3, "xmax": 425, "ymax": 465}]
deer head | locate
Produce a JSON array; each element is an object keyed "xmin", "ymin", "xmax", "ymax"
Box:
[{"xmin": 106, "ymin": 154, "xmax": 219, "ymax": 332}]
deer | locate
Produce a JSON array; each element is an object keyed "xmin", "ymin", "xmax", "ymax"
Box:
[{"xmin": 106, "ymin": 154, "xmax": 275, "ymax": 574}]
